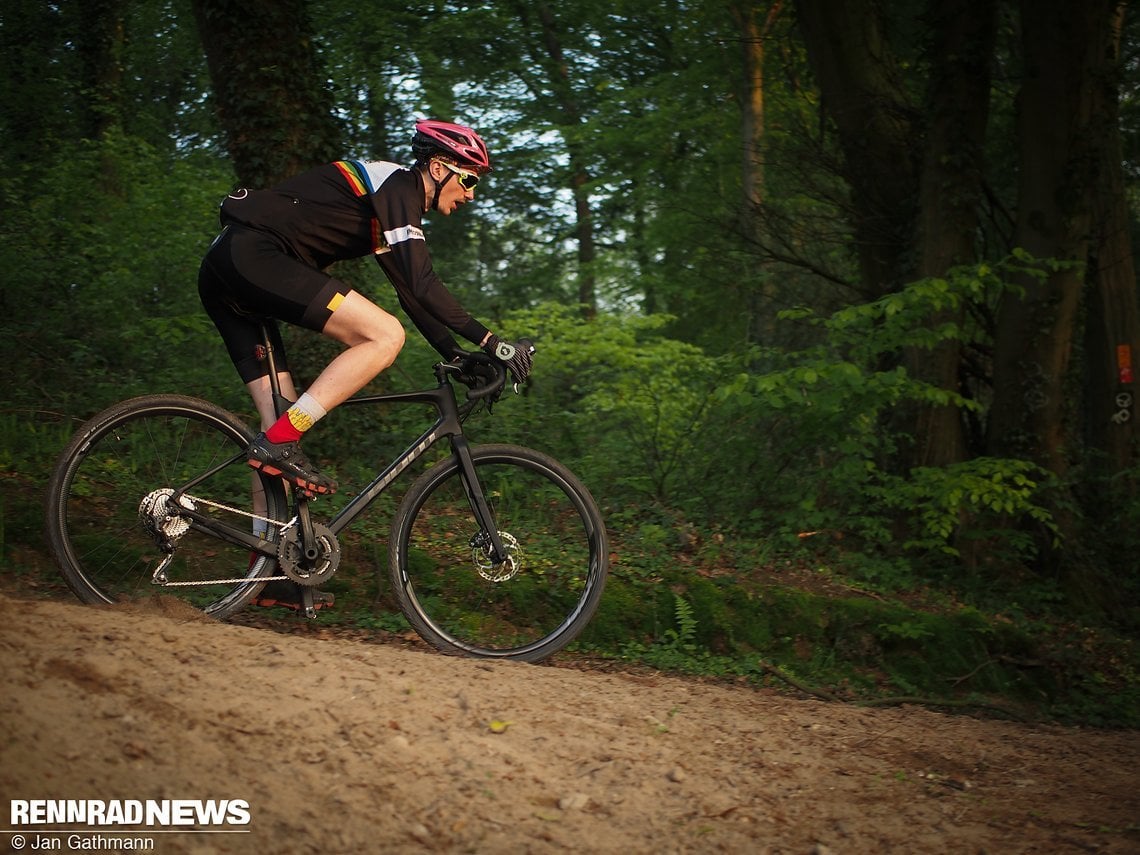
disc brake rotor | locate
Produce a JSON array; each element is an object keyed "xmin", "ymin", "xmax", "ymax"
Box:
[{"xmin": 470, "ymin": 531, "xmax": 522, "ymax": 582}]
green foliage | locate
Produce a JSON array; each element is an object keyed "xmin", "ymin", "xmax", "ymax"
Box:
[
  {"xmin": 484, "ymin": 268, "xmax": 1064, "ymax": 580},
  {"xmin": 585, "ymin": 532, "xmax": 1140, "ymax": 722},
  {"xmin": 711, "ymin": 262, "xmax": 1066, "ymax": 564},
  {"xmin": 0, "ymin": 129, "xmax": 237, "ymax": 417},
  {"xmin": 869, "ymin": 458, "xmax": 1060, "ymax": 561},
  {"xmin": 478, "ymin": 303, "xmax": 725, "ymax": 508},
  {"xmin": 618, "ymin": 591, "xmax": 743, "ymax": 677},
  {"xmin": 781, "ymin": 274, "xmax": 982, "ymax": 360},
  {"xmin": 0, "ymin": 416, "xmax": 76, "ymax": 552}
]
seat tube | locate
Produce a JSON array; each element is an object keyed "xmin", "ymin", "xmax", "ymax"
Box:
[
  {"xmin": 258, "ymin": 323, "xmax": 291, "ymax": 418},
  {"xmin": 452, "ymin": 436, "xmax": 509, "ymax": 563}
]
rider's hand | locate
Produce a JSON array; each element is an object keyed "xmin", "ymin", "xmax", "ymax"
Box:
[{"xmin": 482, "ymin": 334, "xmax": 534, "ymax": 384}]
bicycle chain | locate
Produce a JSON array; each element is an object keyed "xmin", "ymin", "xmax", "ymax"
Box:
[
  {"xmin": 184, "ymin": 496, "xmax": 341, "ymax": 585},
  {"xmin": 153, "ymin": 494, "xmax": 341, "ymax": 588},
  {"xmin": 181, "ymin": 492, "xmax": 291, "ymax": 531},
  {"xmin": 147, "ymin": 491, "xmax": 297, "ymax": 587},
  {"xmin": 155, "ymin": 573, "xmax": 292, "ymax": 587}
]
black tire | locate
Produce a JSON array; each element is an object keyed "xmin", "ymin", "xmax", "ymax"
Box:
[
  {"xmin": 44, "ymin": 394, "xmax": 290, "ymax": 618},
  {"xmin": 389, "ymin": 443, "xmax": 608, "ymax": 662}
]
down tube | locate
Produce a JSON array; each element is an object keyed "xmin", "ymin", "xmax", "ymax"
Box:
[{"xmin": 326, "ymin": 423, "xmax": 448, "ymax": 535}]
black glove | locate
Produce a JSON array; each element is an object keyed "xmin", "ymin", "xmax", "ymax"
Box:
[{"xmin": 482, "ymin": 334, "xmax": 534, "ymax": 384}]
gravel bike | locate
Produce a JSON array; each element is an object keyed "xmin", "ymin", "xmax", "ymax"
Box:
[{"xmin": 44, "ymin": 332, "xmax": 608, "ymax": 662}]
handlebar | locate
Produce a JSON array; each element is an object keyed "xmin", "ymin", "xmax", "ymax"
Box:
[
  {"xmin": 436, "ymin": 351, "xmax": 505, "ymax": 401},
  {"xmin": 437, "ymin": 339, "xmax": 535, "ymax": 402}
]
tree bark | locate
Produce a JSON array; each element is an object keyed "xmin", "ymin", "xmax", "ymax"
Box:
[
  {"xmin": 1083, "ymin": 1, "xmax": 1139, "ymax": 477},
  {"xmin": 189, "ymin": 0, "xmax": 341, "ymax": 188},
  {"xmin": 76, "ymin": 0, "xmax": 127, "ymax": 140},
  {"xmin": 731, "ymin": 1, "xmax": 783, "ymax": 348},
  {"xmin": 794, "ymin": 0, "xmax": 919, "ymax": 300},
  {"xmin": 905, "ymin": 0, "xmax": 998, "ymax": 467},
  {"xmin": 986, "ymin": 0, "xmax": 1111, "ymax": 481}
]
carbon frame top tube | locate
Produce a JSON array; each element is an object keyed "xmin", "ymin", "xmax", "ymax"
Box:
[{"xmin": 162, "ymin": 383, "xmax": 466, "ymax": 559}]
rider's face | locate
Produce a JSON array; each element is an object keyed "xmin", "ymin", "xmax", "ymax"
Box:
[{"xmin": 429, "ymin": 160, "xmax": 477, "ymax": 215}]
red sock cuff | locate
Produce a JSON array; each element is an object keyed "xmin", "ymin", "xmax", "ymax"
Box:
[{"xmin": 265, "ymin": 414, "xmax": 303, "ymax": 444}]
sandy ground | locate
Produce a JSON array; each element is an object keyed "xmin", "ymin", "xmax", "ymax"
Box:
[{"xmin": 0, "ymin": 591, "xmax": 1137, "ymax": 854}]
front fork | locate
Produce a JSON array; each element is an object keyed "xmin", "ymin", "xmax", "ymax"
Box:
[{"xmin": 452, "ymin": 436, "xmax": 510, "ymax": 565}]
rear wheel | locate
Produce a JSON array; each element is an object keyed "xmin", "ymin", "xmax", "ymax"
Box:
[
  {"xmin": 44, "ymin": 394, "xmax": 290, "ymax": 618},
  {"xmin": 389, "ymin": 444, "xmax": 608, "ymax": 662}
]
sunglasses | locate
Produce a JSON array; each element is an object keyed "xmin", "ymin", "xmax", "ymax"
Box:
[{"xmin": 441, "ymin": 161, "xmax": 480, "ymax": 191}]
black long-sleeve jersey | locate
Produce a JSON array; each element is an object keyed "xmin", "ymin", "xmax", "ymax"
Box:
[{"xmin": 218, "ymin": 160, "xmax": 488, "ymax": 355}]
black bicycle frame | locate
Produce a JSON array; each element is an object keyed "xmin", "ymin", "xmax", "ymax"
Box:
[
  {"xmin": 332, "ymin": 383, "xmax": 501, "ymax": 550},
  {"xmin": 172, "ymin": 328, "xmax": 511, "ymax": 565}
]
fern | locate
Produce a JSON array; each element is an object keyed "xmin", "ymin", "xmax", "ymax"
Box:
[{"xmin": 665, "ymin": 594, "xmax": 698, "ymax": 653}]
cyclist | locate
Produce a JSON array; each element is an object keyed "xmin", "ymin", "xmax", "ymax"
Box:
[{"xmin": 198, "ymin": 119, "xmax": 532, "ymax": 610}]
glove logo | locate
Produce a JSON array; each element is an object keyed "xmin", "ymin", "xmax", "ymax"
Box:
[{"xmin": 493, "ymin": 341, "xmax": 517, "ymax": 361}]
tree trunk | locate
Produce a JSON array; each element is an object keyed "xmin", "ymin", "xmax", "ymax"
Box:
[
  {"xmin": 987, "ymin": 0, "xmax": 1110, "ymax": 482},
  {"xmin": 905, "ymin": 0, "xmax": 998, "ymax": 467},
  {"xmin": 731, "ymin": 1, "xmax": 783, "ymax": 348},
  {"xmin": 794, "ymin": 0, "xmax": 919, "ymax": 300},
  {"xmin": 1083, "ymin": 1, "xmax": 1139, "ymax": 478},
  {"xmin": 530, "ymin": 3, "xmax": 597, "ymax": 318},
  {"xmin": 1, "ymin": 2, "xmax": 74, "ymax": 164},
  {"xmin": 189, "ymin": 0, "xmax": 341, "ymax": 188},
  {"xmin": 76, "ymin": 0, "xmax": 127, "ymax": 140}
]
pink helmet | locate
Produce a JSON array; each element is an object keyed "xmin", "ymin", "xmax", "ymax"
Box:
[{"xmin": 412, "ymin": 120, "xmax": 493, "ymax": 173}]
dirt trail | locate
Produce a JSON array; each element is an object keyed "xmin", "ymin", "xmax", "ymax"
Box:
[{"xmin": 0, "ymin": 592, "xmax": 1136, "ymax": 854}]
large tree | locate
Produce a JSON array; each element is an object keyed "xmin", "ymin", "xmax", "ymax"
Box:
[
  {"xmin": 506, "ymin": 0, "xmax": 600, "ymax": 317},
  {"xmin": 986, "ymin": 0, "xmax": 1135, "ymax": 482},
  {"xmin": 794, "ymin": 0, "xmax": 919, "ymax": 302},
  {"xmin": 905, "ymin": 0, "xmax": 997, "ymax": 467},
  {"xmin": 1081, "ymin": 1, "xmax": 1139, "ymax": 478},
  {"xmin": 794, "ymin": 0, "xmax": 999, "ymax": 467},
  {"xmin": 189, "ymin": 0, "xmax": 342, "ymax": 187},
  {"xmin": 731, "ymin": 1, "xmax": 785, "ymax": 348}
]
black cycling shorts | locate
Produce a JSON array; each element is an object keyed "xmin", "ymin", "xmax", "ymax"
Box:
[{"xmin": 198, "ymin": 225, "xmax": 350, "ymax": 382}]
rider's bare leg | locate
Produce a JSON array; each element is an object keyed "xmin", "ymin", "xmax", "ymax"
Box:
[
  {"xmin": 248, "ymin": 290, "xmax": 405, "ymax": 495},
  {"xmin": 246, "ymin": 371, "xmax": 299, "ymax": 526},
  {"xmin": 304, "ymin": 290, "xmax": 406, "ymax": 410},
  {"xmin": 247, "ymin": 371, "xmax": 300, "ymax": 431},
  {"xmin": 257, "ymin": 291, "xmax": 404, "ymax": 449}
]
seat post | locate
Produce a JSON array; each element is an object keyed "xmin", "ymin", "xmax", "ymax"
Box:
[{"xmin": 257, "ymin": 323, "xmax": 292, "ymax": 418}]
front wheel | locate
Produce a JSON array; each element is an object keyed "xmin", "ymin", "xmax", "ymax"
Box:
[
  {"xmin": 389, "ymin": 444, "xmax": 608, "ymax": 662},
  {"xmin": 44, "ymin": 394, "xmax": 291, "ymax": 618}
]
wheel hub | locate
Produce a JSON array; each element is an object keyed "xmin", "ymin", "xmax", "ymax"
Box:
[
  {"xmin": 139, "ymin": 488, "xmax": 194, "ymax": 544},
  {"xmin": 470, "ymin": 530, "xmax": 522, "ymax": 582}
]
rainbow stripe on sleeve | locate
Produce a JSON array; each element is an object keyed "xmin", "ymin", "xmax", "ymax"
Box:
[
  {"xmin": 334, "ymin": 160, "xmax": 370, "ymax": 195},
  {"xmin": 333, "ymin": 161, "xmax": 384, "ymax": 252}
]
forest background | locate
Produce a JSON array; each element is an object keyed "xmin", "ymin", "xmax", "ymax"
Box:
[{"xmin": 2, "ymin": 0, "xmax": 1138, "ymax": 726}]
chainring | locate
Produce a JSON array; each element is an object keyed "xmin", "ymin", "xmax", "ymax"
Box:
[{"xmin": 276, "ymin": 523, "xmax": 341, "ymax": 586}]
